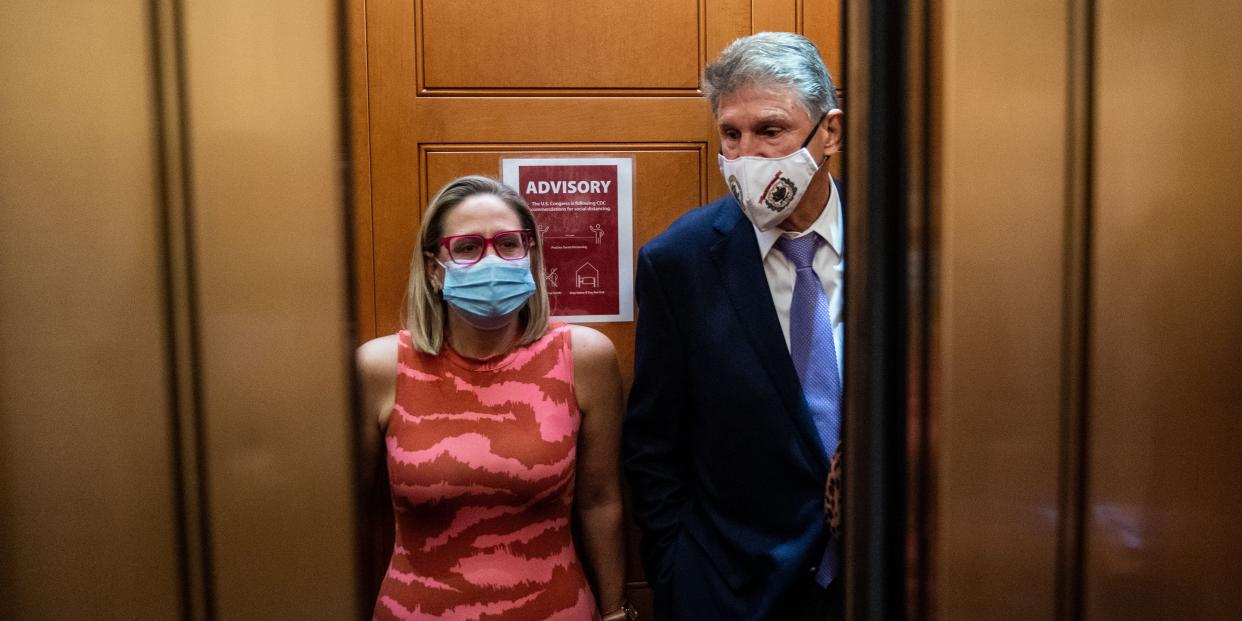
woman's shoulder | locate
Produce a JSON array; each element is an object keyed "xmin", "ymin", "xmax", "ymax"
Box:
[
  {"xmin": 566, "ymin": 324, "xmax": 617, "ymax": 366},
  {"xmin": 356, "ymin": 332, "xmax": 401, "ymax": 381},
  {"xmin": 356, "ymin": 333, "xmax": 402, "ymax": 429}
]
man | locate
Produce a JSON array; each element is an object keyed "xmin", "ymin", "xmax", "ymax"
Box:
[{"xmin": 624, "ymin": 32, "xmax": 845, "ymax": 620}]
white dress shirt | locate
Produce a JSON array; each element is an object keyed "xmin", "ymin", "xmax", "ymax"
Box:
[{"xmin": 754, "ymin": 177, "xmax": 844, "ymax": 384}]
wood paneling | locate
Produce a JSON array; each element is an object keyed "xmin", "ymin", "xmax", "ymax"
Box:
[
  {"xmin": 350, "ymin": 0, "xmax": 377, "ymax": 350},
  {"xmin": 803, "ymin": 0, "xmax": 842, "ymax": 84},
  {"xmin": 361, "ymin": 1, "xmax": 750, "ymax": 341},
  {"xmin": 932, "ymin": 2, "xmax": 1069, "ymax": 618},
  {"xmin": 358, "ymin": 0, "xmax": 841, "ymax": 340},
  {"xmin": 420, "ymin": 0, "xmax": 703, "ymax": 93},
  {"xmin": 1086, "ymin": 1, "xmax": 1242, "ymax": 617},
  {"xmin": 0, "ymin": 2, "xmax": 182, "ymax": 618},
  {"xmin": 752, "ymin": 0, "xmax": 798, "ymax": 33}
]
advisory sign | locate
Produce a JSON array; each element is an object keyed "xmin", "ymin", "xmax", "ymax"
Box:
[{"xmin": 501, "ymin": 157, "xmax": 633, "ymax": 322}]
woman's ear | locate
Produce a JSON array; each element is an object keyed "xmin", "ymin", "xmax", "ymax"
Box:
[{"xmin": 424, "ymin": 252, "xmax": 443, "ymax": 292}]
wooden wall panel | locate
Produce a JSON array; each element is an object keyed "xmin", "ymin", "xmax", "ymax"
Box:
[
  {"xmin": 933, "ymin": 1, "xmax": 1069, "ymax": 618},
  {"xmin": 802, "ymin": 0, "xmax": 842, "ymax": 84},
  {"xmin": 1086, "ymin": 1, "xmax": 1242, "ymax": 617},
  {"xmin": 751, "ymin": 0, "xmax": 797, "ymax": 33},
  {"xmin": 358, "ymin": 0, "xmax": 843, "ymax": 341},
  {"xmin": 420, "ymin": 0, "xmax": 703, "ymax": 92},
  {"xmin": 350, "ymin": 0, "xmax": 377, "ymax": 350},
  {"xmin": 0, "ymin": 2, "xmax": 182, "ymax": 618}
]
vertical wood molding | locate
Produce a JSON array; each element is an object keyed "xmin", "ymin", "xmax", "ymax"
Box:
[
  {"xmin": 349, "ymin": 0, "xmax": 377, "ymax": 344},
  {"xmin": 1057, "ymin": 0, "xmax": 1094, "ymax": 618}
]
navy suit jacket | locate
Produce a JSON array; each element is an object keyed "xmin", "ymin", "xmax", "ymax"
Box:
[{"xmin": 623, "ymin": 192, "xmax": 836, "ymax": 620}]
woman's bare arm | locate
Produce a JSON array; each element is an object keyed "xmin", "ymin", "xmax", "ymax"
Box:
[
  {"xmin": 570, "ymin": 325, "xmax": 627, "ymax": 615},
  {"xmin": 356, "ymin": 334, "xmax": 399, "ymax": 486}
]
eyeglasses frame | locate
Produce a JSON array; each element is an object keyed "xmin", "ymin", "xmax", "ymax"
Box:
[{"xmin": 438, "ymin": 229, "xmax": 534, "ymax": 266}]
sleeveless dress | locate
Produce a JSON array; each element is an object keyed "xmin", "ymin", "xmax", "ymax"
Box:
[{"xmin": 373, "ymin": 323, "xmax": 600, "ymax": 621}]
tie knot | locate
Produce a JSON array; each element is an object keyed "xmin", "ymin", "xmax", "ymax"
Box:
[{"xmin": 776, "ymin": 233, "xmax": 820, "ymax": 269}]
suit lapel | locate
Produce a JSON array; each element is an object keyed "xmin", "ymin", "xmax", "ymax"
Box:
[{"xmin": 709, "ymin": 202, "xmax": 830, "ymax": 469}]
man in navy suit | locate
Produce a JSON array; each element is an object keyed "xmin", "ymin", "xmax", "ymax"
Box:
[{"xmin": 624, "ymin": 32, "xmax": 845, "ymax": 620}]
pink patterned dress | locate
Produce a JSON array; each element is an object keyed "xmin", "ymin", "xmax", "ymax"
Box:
[{"xmin": 373, "ymin": 323, "xmax": 599, "ymax": 621}]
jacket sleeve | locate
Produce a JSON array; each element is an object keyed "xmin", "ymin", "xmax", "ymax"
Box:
[{"xmin": 623, "ymin": 247, "xmax": 693, "ymax": 599}]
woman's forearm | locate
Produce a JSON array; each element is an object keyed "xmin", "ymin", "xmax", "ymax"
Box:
[{"xmin": 577, "ymin": 499, "xmax": 626, "ymax": 613}]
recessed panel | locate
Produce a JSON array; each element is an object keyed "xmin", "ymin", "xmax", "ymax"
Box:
[{"xmin": 419, "ymin": 0, "xmax": 703, "ymax": 91}]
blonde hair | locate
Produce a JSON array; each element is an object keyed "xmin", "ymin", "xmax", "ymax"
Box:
[{"xmin": 403, "ymin": 175, "xmax": 550, "ymax": 354}]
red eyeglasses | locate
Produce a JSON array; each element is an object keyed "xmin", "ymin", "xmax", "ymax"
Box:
[{"xmin": 439, "ymin": 230, "xmax": 533, "ymax": 266}]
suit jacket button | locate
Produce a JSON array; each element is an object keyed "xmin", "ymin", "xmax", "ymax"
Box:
[{"xmin": 808, "ymin": 565, "xmax": 818, "ymax": 575}]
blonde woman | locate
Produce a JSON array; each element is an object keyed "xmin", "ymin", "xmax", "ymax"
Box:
[{"xmin": 357, "ymin": 176, "xmax": 633, "ymax": 620}]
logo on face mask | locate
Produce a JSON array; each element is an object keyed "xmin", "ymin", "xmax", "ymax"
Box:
[
  {"xmin": 761, "ymin": 174, "xmax": 798, "ymax": 212},
  {"xmin": 718, "ymin": 112, "xmax": 829, "ymax": 231},
  {"xmin": 728, "ymin": 175, "xmax": 744, "ymax": 204}
]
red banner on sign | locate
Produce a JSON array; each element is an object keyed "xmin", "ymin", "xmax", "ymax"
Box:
[{"xmin": 518, "ymin": 164, "xmax": 620, "ymax": 317}]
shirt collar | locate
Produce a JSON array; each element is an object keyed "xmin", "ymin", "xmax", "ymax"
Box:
[{"xmin": 754, "ymin": 175, "xmax": 843, "ymax": 258}]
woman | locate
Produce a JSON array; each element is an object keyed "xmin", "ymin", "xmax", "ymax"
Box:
[{"xmin": 357, "ymin": 176, "xmax": 632, "ymax": 620}]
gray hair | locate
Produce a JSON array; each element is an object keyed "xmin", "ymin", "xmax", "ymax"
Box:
[
  {"xmin": 702, "ymin": 32, "xmax": 838, "ymax": 118},
  {"xmin": 403, "ymin": 175, "xmax": 550, "ymax": 354}
]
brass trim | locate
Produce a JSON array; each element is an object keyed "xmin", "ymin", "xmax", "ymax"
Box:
[
  {"xmin": 1056, "ymin": 0, "xmax": 1095, "ymax": 618},
  {"xmin": 150, "ymin": 0, "xmax": 212, "ymax": 618}
]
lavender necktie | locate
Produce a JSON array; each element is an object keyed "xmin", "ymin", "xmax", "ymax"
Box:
[{"xmin": 776, "ymin": 233, "xmax": 841, "ymax": 587}]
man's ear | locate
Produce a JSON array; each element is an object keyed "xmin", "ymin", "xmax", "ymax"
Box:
[{"xmin": 820, "ymin": 109, "xmax": 844, "ymax": 157}]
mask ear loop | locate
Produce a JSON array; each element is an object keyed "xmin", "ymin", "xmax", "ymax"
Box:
[
  {"xmin": 803, "ymin": 112, "xmax": 831, "ymax": 171},
  {"xmin": 800, "ymin": 112, "xmax": 829, "ymax": 149},
  {"xmin": 424, "ymin": 250, "xmax": 445, "ymax": 293}
]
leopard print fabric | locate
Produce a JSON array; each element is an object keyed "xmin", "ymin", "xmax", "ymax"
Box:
[{"xmin": 824, "ymin": 445, "xmax": 842, "ymax": 539}]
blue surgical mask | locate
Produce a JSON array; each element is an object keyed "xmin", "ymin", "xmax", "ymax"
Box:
[{"xmin": 439, "ymin": 255, "xmax": 536, "ymax": 329}]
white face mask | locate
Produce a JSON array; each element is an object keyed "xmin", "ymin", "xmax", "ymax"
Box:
[{"xmin": 717, "ymin": 114, "xmax": 827, "ymax": 231}]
